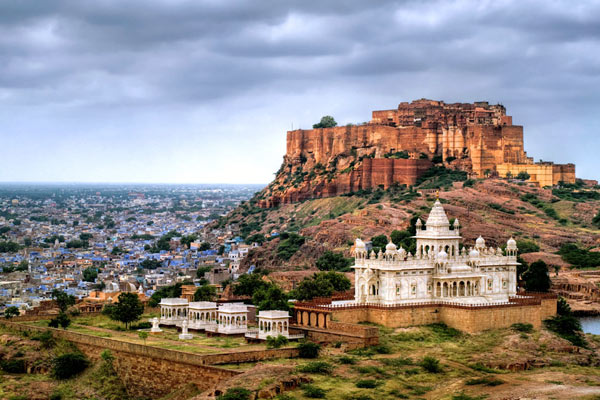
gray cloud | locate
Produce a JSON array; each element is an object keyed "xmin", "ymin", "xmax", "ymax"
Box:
[{"xmin": 0, "ymin": 0, "xmax": 599, "ymax": 183}]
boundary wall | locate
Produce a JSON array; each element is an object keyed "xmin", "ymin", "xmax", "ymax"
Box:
[{"xmin": 0, "ymin": 321, "xmax": 299, "ymax": 398}]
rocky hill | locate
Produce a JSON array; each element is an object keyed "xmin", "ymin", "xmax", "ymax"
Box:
[
  {"xmin": 211, "ymin": 178, "xmax": 600, "ymax": 273},
  {"xmin": 257, "ymin": 99, "xmax": 575, "ymax": 208}
]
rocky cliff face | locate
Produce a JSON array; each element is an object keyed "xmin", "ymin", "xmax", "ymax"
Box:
[{"xmin": 258, "ymin": 99, "xmax": 564, "ymax": 208}]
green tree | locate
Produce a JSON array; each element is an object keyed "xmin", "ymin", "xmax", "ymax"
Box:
[
  {"xmin": 148, "ymin": 283, "xmax": 183, "ymax": 307},
  {"xmin": 523, "ymin": 260, "xmax": 552, "ymax": 292},
  {"xmin": 196, "ymin": 265, "xmax": 212, "ymax": 279},
  {"xmin": 181, "ymin": 234, "xmax": 198, "ymax": 249},
  {"xmin": 82, "ymin": 267, "xmax": 98, "ymax": 282},
  {"xmin": 517, "ymin": 171, "xmax": 531, "ymax": 180},
  {"xmin": 516, "ymin": 239, "xmax": 540, "ymax": 254},
  {"xmin": 245, "ymin": 233, "xmax": 265, "ymax": 245},
  {"xmin": 52, "ymin": 289, "xmax": 76, "ymax": 312},
  {"xmin": 292, "ymin": 272, "xmax": 351, "ymax": 301},
  {"xmin": 79, "ymin": 233, "xmax": 93, "ymax": 241},
  {"xmin": 252, "ymin": 284, "xmax": 289, "ymax": 311},
  {"xmin": 140, "ymin": 258, "xmax": 162, "ymax": 269},
  {"xmin": 370, "ymin": 234, "xmax": 388, "ymax": 252},
  {"xmin": 193, "ymin": 284, "xmax": 217, "ymax": 301},
  {"xmin": 315, "ymin": 251, "xmax": 353, "ymax": 272},
  {"xmin": 103, "ymin": 292, "xmax": 144, "ymax": 329},
  {"xmin": 593, "ymin": 210, "xmax": 600, "ymax": 228},
  {"xmin": 199, "ymin": 241, "xmax": 211, "ymax": 251},
  {"xmin": 111, "ymin": 246, "xmax": 124, "ymax": 255},
  {"xmin": 4, "ymin": 306, "xmax": 20, "ymax": 319},
  {"xmin": 312, "ymin": 115, "xmax": 337, "ymax": 129},
  {"xmin": 233, "ymin": 273, "xmax": 269, "ymax": 296},
  {"xmin": 138, "ymin": 331, "xmax": 149, "ymax": 345}
]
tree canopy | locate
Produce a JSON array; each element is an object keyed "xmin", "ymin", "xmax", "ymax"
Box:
[
  {"xmin": 82, "ymin": 267, "xmax": 98, "ymax": 282},
  {"xmin": 252, "ymin": 284, "xmax": 289, "ymax": 311},
  {"xmin": 103, "ymin": 292, "xmax": 144, "ymax": 329},
  {"xmin": 522, "ymin": 260, "xmax": 552, "ymax": 292},
  {"xmin": 52, "ymin": 289, "xmax": 76, "ymax": 312},
  {"xmin": 312, "ymin": 115, "xmax": 337, "ymax": 129},
  {"xmin": 148, "ymin": 283, "xmax": 183, "ymax": 307},
  {"xmin": 193, "ymin": 284, "xmax": 217, "ymax": 302},
  {"xmin": 315, "ymin": 251, "xmax": 353, "ymax": 272},
  {"xmin": 292, "ymin": 271, "xmax": 351, "ymax": 301},
  {"xmin": 233, "ymin": 273, "xmax": 269, "ymax": 297}
]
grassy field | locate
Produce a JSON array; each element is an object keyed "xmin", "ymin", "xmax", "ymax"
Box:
[{"xmin": 17, "ymin": 313, "xmax": 270, "ymax": 354}]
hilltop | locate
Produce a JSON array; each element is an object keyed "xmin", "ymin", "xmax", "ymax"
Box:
[
  {"xmin": 211, "ymin": 178, "xmax": 600, "ymax": 274},
  {"xmin": 256, "ymin": 99, "xmax": 575, "ymax": 208}
]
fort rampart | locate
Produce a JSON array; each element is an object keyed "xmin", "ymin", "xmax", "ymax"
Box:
[{"xmin": 0, "ymin": 321, "xmax": 299, "ymax": 398}]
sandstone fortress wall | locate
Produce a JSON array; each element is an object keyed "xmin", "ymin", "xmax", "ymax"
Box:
[{"xmin": 260, "ymin": 99, "xmax": 575, "ymax": 207}]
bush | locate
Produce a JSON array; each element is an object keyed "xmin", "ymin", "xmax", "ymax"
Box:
[
  {"xmin": 302, "ymin": 384, "xmax": 326, "ymax": 398},
  {"xmin": 515, "ymin": 239, "xmax": 540, "ymax": 254},
  {"xmin": 420, "ymin": 356, "xmax": 442, "ymax": 373},
  {"xmin": 466, "ymin": 377, "xmax": 504, "ymax": 386},
  {"xmin": 217, "ymin": 387, "xmax": 252, "ymax": 400},
  {"xmin": 1, "ymin": 358, "xmax": 26, "ymax": 373},
  {"xmin": 32, "ymin": 331, "xmax": 55, "ymax": 348},
  {"xmin": 297, "ymin": 361, "xmax": 333, "ymax": 374},
  {"xmin": 337, "ymin": 355, "xmax": 357, "ymax": 365},
  {"xmin": 266, "ymin": 335, "xmax": 289, "ymax": 349},
  {"xmin": 380, "ymin": 357, "xmax": 413, "ymax": 367},
  {"xmin": 52, "ymin": 352, "xmax": 90, "ymax": 379},
  {"xmin": 277, "ymin": 233, "xmax": 305, "ymax": 260},
  {"xmin": 511, "ymin": 323, "xmax": 533, "ymax": 333},
  {"xmin": 355, "ymin": 379, "xmax": 379, "ymax": 388},
  {"xmin": 315, "ymin": 251, "xmax": 353, "ymax": 272},
  {"xmin": 297, "ymin": 341, "xmax": 321, "ymax": 358},
  {"xmin": 545, "ymin": 315, "xmax": 586, "ymax": 347}
]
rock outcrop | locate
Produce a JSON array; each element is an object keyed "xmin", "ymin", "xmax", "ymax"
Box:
[{"xmin": 259, "ymin": 99, "xmax": 575, "ymax": 207}]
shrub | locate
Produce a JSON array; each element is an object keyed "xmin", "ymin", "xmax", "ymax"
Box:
[
  {"xmin": 544, "ymin": 315, "xmax": 586, "ymax": 347},
  {"xmin": 372, "ymin": 344, "xmax": 392, "ymax": 354},
  {"xmin": 32, "ymin": 331, "xmax": 55, "ymax": 348},
  {"xmin": 420, "ymin": 356, "xmax": 442, "ymax": 373},
  {"xmin": 297, "ymin": 341, "xmax": 321, "ymax": 358},
  {"xmin": 217, "ymin": 387, "xmax": 252, "ymax": 400},
  {"xmin": 131, "ymin": 321, "xmax": 152, "ymax": 330},
  {"xmin": 337, "ymin": 355, "xmax": 357, "ymax": 365},
  {"xmin": 52, "ymin": 352, "xmax": 90, "ymax": 379},
  {"xmin": 297, "ymin": 361, "xmax": 333, "ymax": 374},
  {"xmin": 515, "ymin": 239, "xmax": 540, "ymax": 254},
  {"xmin": 302, "ymin": 384, "xmax": 326, "ymax": 398},
  {"xmin": 380, "ymin": 357, "xmax": 413, "ymax": 367},
  {"xmin": 277, "ymin": 233, "xmax": 305, "ymax": 260},
  {"xmin": 466, "ymin": 377, "xmax": 504, "ymax": 386},
  {"xmin": 1, "ymin": 358, "xmax": 26, "ymax": 373},
  {"xmin": 468, "ymin": 363, "xmax": 499, "ymax": 373},
  {"xmin": 355, "ymin": 379, "xmax": 379, "ymax": 388},
  {"xmin": 511, "ymin": 323, "xmax": 533, "ymax": 333},
  {"xmin": 266, "ymin": 335, "xmax": 289, "ymax": 349},
  {"xmin": 315, "ymin": 251, "xmax": 353, "ymax": 272}
]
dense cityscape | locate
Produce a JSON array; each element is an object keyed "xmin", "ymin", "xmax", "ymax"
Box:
[{"xmin": 0, "ymin": 184, "xmax": 264, "ymax": 315}]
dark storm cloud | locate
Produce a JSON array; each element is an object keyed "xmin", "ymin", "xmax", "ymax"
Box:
[{"xmin": 0, "ymin": 0, "xmax": 599, "ymax": 182}]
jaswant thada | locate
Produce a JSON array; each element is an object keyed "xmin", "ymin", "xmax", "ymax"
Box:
[
  {"xmin": 293, "ymin": 200, "xmax": 557, "ymax": 334},
  {"xmin": 353, "ymin": 199, "xmax": 518, "ymax": 305}
]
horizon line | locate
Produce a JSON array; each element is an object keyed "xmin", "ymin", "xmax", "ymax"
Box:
[{"xmin": 0, "ymin": 181, "xmax": 268, "ymax": 186}]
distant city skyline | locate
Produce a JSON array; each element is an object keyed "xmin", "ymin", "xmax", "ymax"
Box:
[{"xmin": 1, "ymin": 0, "xmax": 599, "ymax": 183}]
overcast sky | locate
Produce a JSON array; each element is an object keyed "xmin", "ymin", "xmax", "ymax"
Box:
[{"xmin": 1, "ymin": 0, "xmax": 599, "ymax": 184}]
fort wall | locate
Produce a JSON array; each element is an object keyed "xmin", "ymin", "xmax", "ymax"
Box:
[
  {"xmin": 296, "ymin": 296, "xmax": 557, "ymax": 334},
  {"xmin": 261, "ymin": 100, "xmax": 576, "ymax": 207},
  {"xmin": 1, "ymin": 321, "xmax": 299, "ymax": 399}
]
